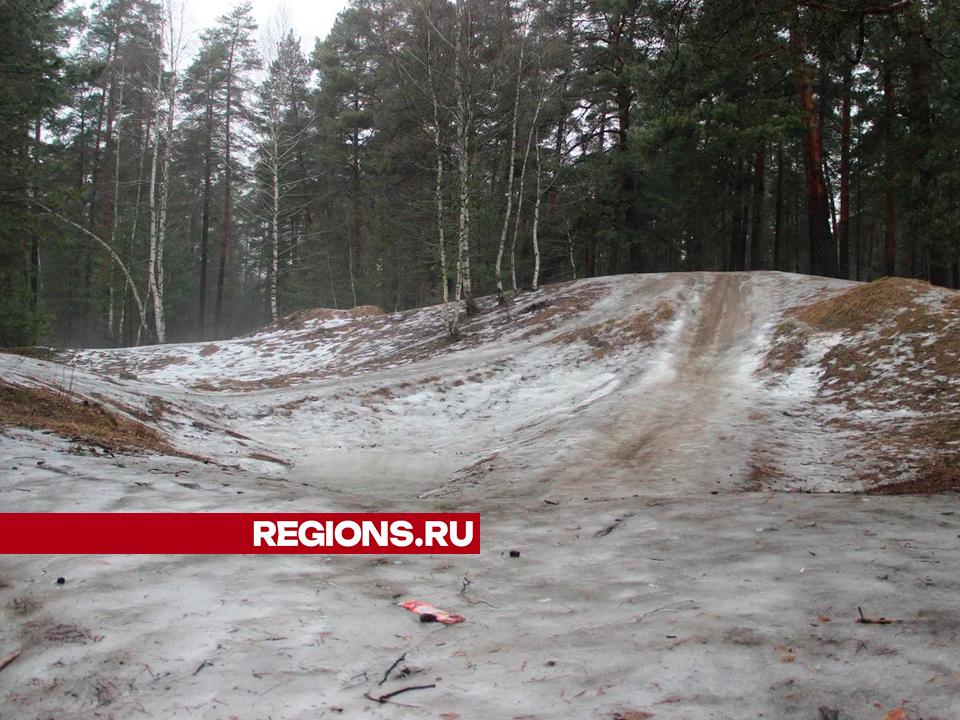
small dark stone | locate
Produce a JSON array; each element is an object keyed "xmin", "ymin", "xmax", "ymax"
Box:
[
  {"xmin": 509, "ymin": 550, "xmax": 521, "ymax": 558},
  {"xmin": 545, "ymin": 660, "xmax": 556, "ymax": 667},
  {"xmin": 56, "ymin": 577, "xmax": 65, "ymax": 585},
  {"xmin": 711, "ymin": 491, "xmax": 719, "ymax": 495}
]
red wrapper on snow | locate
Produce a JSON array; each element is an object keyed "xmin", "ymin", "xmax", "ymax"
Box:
[{"xmin": 398, "ymin": 601, "xmax": 465, "ymax": 624}]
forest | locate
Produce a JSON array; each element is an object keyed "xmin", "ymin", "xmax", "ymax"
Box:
[{"xmin": 1, "ymin": 0, "xmax": 958, "ymax": 347}]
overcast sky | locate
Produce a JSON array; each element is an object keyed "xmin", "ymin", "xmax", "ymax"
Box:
[
  {"xmin": 73, "ymin": 1, "xmax": 351, "ymax": 56},
  {"xmin": 184, "ymin": 0, "xmax": 350, "ymax": 53}
]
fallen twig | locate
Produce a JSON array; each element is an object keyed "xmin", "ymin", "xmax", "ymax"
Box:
[
  {"xmin": 192, "ymin": 660, "xmax": 212, "ymax": 676},
  {"xmin": 378, "ymin": 652, "xmax": 406, "ymax": 686},
  {"xmin": 460, "ymin": 576, "xmax": 498, "ymax": 608},
  {"xmin": 0, "ymin": 649, "xmax": 22, "ymax": 673},
  {"xmin": 364, "ymin": 683, "xmax": 436, "ymax": 704},
  {"xmin": 856, "ymin": 607, "xmax": 899, "ymax": 625}
]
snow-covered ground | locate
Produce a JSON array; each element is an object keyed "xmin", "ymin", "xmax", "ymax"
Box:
[{"xmin": 2, "ymin": 271, "xmax": 958, "ymax": 720}]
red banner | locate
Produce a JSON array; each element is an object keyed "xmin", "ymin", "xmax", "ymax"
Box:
[{"xmin": 0, "ymin": 513, "xmax": 480, "ymax": 554}]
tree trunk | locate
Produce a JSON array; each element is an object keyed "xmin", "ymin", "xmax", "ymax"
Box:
[
  {"xmin": 146, "ymin": 59, "xmax": 162, "ymax": 344},
  {"xmin": 883, "ymin": 63, "xmax": 896, "ymax": 277},
  {"xmin": 907, "ymin": 11, "xmax": 945, "ymax": 285},
  {"xmin": 269, "ymin": 131, "xmax": 280, "ymax": 322},
  {"xmin": 773, "ymin": 145, "xmax": 784, "ymax": 272},
  {"xmin": 350, "ymin": 71, "xmax": 363, "ymax": 305},
  {"xmin": 154, "ymin": 65, "xmax": 173, "ymax": 344},
  {"xmin": 109, "ymin": 68, "xmax": 125, "ymax": 341},
  {"xmin": 496, "ymin": 33, "xmax": 524, "ymax": 300},
  {"xmin": 454, "ymin": 0, "xmax": 476, "ymax": 314},
  {"xmin": 749, "ymin": 144, "xmax": 765, "ymax": 270},
  {"xmin": 855, "ymin": 107, "xmax": 863, "ymax": 281},
  {"xmin": 199, "ymin": 70, "xmax": 213, "ymax": 340},
  {"xmin": 424, "ymin": 25, "xmax": 455, "ymax": 337},
  {"xmin": 531, "ymin": 135, "xmax": 542, "ymax": 289},
  {"xmin": 790, "ymin": 24, "xmax": 835, "ymax": 278},
  {"xmin": 838, "ymin": 64, "xmax": 852, "ymax": 279},
  {"xmin": 216, "ymin": 31, "xmax": 240, "ymax": 337},
  {"xmin": 728, "ymin": 160, "xmax": 746, "ymax": 271},
  {"xmin": 89, "ymin": 41, "xmax": 112, "ymax": 233}
]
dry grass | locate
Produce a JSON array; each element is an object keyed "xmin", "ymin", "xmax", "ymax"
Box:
[
  {"xmin": 867, "ymin": 460, "xmax": 960, "ymax": 495},
  {"xmin": 763, "ymin": 321, "xmax": 809, "ymax": 374},
  {"xmin": 0, "ymin": 380, "xmax": 175, "ymax": 456},
  {"xmin": 745, "ymin": 462, "xmax": 784, "ymax": 491},
  {"xmin": 792, "ymin": 277, "xmax": 929, "ymax": 332}
]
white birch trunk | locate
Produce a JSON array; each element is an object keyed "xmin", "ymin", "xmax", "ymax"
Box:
[
  {"xmin": 146, "ymin": 57, "xmax": 162, "ymax": 343},
  {"xmin": 453, "ymin": 0, "xmax": 475, "ymax": 314},
  {"xmin": 32, "ymin": 200, "xmax": 149, "ymax": 334},
  {"xmin": 532, "ymin": 135, "xmax": 542, "ymax": 289},
  {"xmin": 269, "ymin": 130, "xmax": 280, "ymax": 322},
  {"xmin": 495, "ymin": 33, "xmax": 525, "ymax": 300},
  {"xmin": 510, "ymin": 89, "xmax": 545, "ymax": 291},
  {"xmin": 567, "ymin": 221, "xmax": 577, "ymax": 279},
  {"xmin": 424, "ymin": 23, "xmax": 456, "ymax": 337},
  {"xmin": 154, "ymin": 71, "xmax": 173, "ymax": 343},
  {"xmin": 109, "ymin": 69, "xmax": 125, "ymax": 339}
]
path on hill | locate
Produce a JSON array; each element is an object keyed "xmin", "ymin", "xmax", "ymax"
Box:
[{"xmin": 493, "ymin": 272, "xmax": 858, "ymax": 500}]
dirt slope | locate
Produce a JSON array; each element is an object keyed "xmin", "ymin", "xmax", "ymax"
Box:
[{"xmin": 2, "ymin": 272, "xmax": 959, "ymax": 720}]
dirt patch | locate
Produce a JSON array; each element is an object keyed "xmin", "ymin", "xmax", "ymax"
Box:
[
  {"xmin": 512, "ymin": 284, "xmax": 607, "ymax": 340},
  {"xmin": 0, "ymin": 347, "xmax": 61, "ymax": 362},
  {"xmin": 249, "ymin": 452, "xmax": 291, "ymax": 467},
  {"xmin": 549, "ymin": 301, "xmax": 676, "ymax": 359},
  {"xmin": 0, "ymin": 380, "xmax": 175, "ymax": 456},
  {"xmin": 199, "ymin": 344, "xmax": 220, "ymax": 357},
  {"xmin": 866, "ymin": 460, "xmax": 960, "ymax": 495},
  {"xmin": 24, "ymin": 620, "xmax": 101, "ymax": 645},
  {"xmin": 763, "ymin": 277, "xmax": 960, "ymax": 493},
  {"xmin": 192, "ymin": 373, "xmax": 317, "ymax": 392},
  {"xmin": 7, "ymin": 597, "xmax": 41, "ymax": 617},
  {"xmin": 745, "ymin": 462, "xmax": 784, "ymax": 491}
]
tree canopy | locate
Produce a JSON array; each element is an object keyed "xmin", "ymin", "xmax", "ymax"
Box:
[{"xmin": 2, "ymin": 0, "xmax": 958, "ymax": 347}]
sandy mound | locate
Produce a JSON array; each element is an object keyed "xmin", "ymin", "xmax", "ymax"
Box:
[{"xmin": 272, "ymin": 304, "xmax": 386, "ymax": 330}]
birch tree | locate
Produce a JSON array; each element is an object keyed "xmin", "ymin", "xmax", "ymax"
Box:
[
  {"xmin": 256, "ymin": 24, "xmax": 312, "ymax": 322},
  {"xmin": 495, "ymin": 18, "xmax": 526, "ymax": 302},
  {"xmin": 452, "ymin": 0, "xmax": 477, "ymax": 315},
  {"xmin": 146, "ymin": 0, "xmax": 185, "ymax": 343}
]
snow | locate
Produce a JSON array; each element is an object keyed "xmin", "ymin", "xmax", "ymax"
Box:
[{"xmin": 2, "ymin": 271, "xmax": 959, "ymax": 719}]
